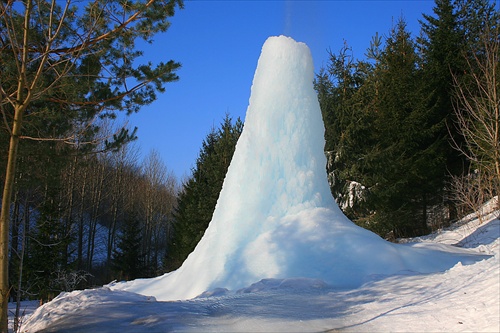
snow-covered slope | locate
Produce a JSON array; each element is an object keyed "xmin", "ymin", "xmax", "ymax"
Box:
[{"xmin": 21, "ymin": 212, "xmax": 499, "ymax": 332}]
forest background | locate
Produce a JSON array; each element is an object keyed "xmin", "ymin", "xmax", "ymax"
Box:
[{"xmin": 0, "ymin": 0, "xmax": 498, "ymax": 325}]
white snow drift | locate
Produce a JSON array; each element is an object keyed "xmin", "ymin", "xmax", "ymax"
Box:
[{"xmin": 109, "ymin": 36, "xmax": 488, "ymax": 301}]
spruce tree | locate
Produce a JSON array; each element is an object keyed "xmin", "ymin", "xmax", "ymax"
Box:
[
  {"xmin": 26, "ymin": 195, "xmax": 73, "ymax": 302},
  {"xmin": 418, "ymin": 0, "xmax": 469, "ymax": 211},
  {"xmin": 112, "ymin": 213, "xmax": 145, "ymax": 281},
  {"xmin": 315, "ymin": 42, "xmax": 378, "ymax": 222},
  {"xmin": 366, "ymin": 19, "xmax": 444, "ymax": 237},
  {"xmin": 417, "ymin": 0, "xmax": 498, "ymax": 221},
  {"xmin": 166, "ymin": 115, "xmax": 243, "ymax": 271}
]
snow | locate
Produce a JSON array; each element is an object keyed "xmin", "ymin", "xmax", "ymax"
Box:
[
  {"xmin": 19, "ymin": 214, "xmax": 500, "ymax": 332},
  {"xmin": 18, "ymin": 36, "xmax": 499, "ymax": 332},
  {"xmin": 8, "ymin": 301, "xmax": 38, "ymax": 333}
]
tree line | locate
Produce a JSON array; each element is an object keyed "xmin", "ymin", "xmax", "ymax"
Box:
[
  {"xmin": 315, "ymin": 0, "xmax": 499, "ymax": 238},
  {"xmin": 9, "ymin": 140, "xmax": 178, "ymax": 295}
]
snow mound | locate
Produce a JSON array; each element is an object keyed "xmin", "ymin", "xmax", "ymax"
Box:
[
  {"xmin": 20, "ymin": 35, "xmax": 498, "ymax": 333},
  {"xmin": 23, "ymin": 288, "xmax": 156, "ymax": 332},
  {"xmin": 110, "ymin": 36, "xmax": 488, "ymax": 301}
]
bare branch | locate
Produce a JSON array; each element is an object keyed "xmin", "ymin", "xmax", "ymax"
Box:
[{"xmin": 451, "ymin": 18, "xmax": 500, "ymax": 212}]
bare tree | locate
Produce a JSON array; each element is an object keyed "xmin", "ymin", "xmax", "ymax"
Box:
[
  {"xmin": 140, "ymin": 150, "xmax": 177, "ymax": 274},
  {"xmin": 449, "ymin": 171, "xmax": 496, "ymax": 224},
  {"xmin": 102, "ymin": 141, "xmax": 140, "ymax": 277},
  {"xmin": 451, "ymin": 17, "xmax": 500, "ymax": 216}
]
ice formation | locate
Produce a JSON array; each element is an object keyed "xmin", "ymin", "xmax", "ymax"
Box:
[{"xmin": 112, "ymin": 36, "xmax": 487, "ymax": 301}]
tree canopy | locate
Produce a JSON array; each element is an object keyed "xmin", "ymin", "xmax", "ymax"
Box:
[
  {"xmin": 316, "ymin": 0, "xmax": 498, "ymax": 238},
  {"xmin": 166, "ymin": 115, "xmax": 243, "ymax": 271}
]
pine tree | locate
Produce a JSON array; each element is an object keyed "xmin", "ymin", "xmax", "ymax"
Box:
[
  {"xmin": 166, "ymin": 115, "xmax": 243, "ymax": 271},
  {"xmin": 363, "ymin": 17, "xmax": 457, "ymax": 237},
  {"xmin": 112, "ymin": 214, "xmax": 145, "ymax": 281},
  {"xmin": 315, "ymin": 41, "xmax": 379, "ymax": 222},
  {"xmin": 318, "ymin": 18, "xmax": 450, "ymax": 237},
  {"xmin": 418, "ymin": 0, "xmax": 470, "ymax": 218},
  {"xmin": 450, "ymin": 2, "xmax": 500, "ymax": 215},
  {"xmin": 26, "ymin": 194, "xmax": 73, "ymax": 302},
  {"xmin": 417, "ymin": 0, "xmax": 498, "ymax": 222}
]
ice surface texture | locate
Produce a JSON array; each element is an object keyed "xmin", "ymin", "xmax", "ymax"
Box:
[{"xmin": 112, "ymin": 36, "xmax": 487, "ymax": 301}]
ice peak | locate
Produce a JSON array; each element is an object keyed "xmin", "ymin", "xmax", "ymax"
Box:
[{"xmin": 112, "ymin": 36, "xmax": 488, "ymax": 302}]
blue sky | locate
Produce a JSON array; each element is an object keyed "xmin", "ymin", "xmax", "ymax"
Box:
[{"xmin": 127, "ymin": 0, "xmax": 436, "ymax": 178}]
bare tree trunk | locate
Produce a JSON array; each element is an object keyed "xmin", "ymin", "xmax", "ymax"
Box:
[
  {"xmin": 11, "ymin": 193, "xmax": 20, "ymax": 266},
  {"xmin": 0, "ymin": 103, "xmax": 26, "ymax": 332},
  {"xmin": 107, "ymin": 161, "xmax": 123, "ymax": 265},
  {"xmin": 77, "ymin": 166, "xmax": 88, "ymax": 271},
  {"xmin": 13, "ymin": 197, "xmax": 28, "ymax": 333},
  {"xmin": 86, "ymin": 161, "xmax": 105, "ymax": 272},
  {"xmin": 0, "ymin": 1, "xmax": 49, "ymax": 326},
  {"xmin": 61, "ymin": 156, "xmax": 78, "ymax": 267}
]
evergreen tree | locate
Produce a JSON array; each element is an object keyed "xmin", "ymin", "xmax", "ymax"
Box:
[
  {"xmin": 26, "ymin": 195, "xmax": 73, "ymax": 302},
  {"xmin": 366, "ymin": 19, "xmax": 444, "ymax": 237},
  {"xmin": 317, "ymin": 16, "xmax": 460, "ymax": 237},
  {"xmin": 112, "ymin": 213, "xmax": 145, "ymax": 281},
  {"xmin": 418, "ymin": 0, "xmax": 470, "ymax": 212},
  {"xmin": 315, "ymin": 41, "xmax": 379, "ymax": 222},
  {"xmin": 166, "ymin": 115, "xmax": 243, "ymax": 271},
  {"xmin": 417, "ymin": 0, "xmax": 498, "ymax": 221},
  {"xmin": 450, "ymin": 3, "xmax": 500, "ymax": 214}
]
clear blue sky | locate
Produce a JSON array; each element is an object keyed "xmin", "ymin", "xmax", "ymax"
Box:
[{"xmin": 127, "ymin": 0, "xmax": 436, "ymax": 178}]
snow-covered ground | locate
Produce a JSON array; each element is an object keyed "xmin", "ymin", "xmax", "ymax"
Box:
[{"xmin": 17, "ymin": 207, "xmax": 499, "ymax": 332}]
